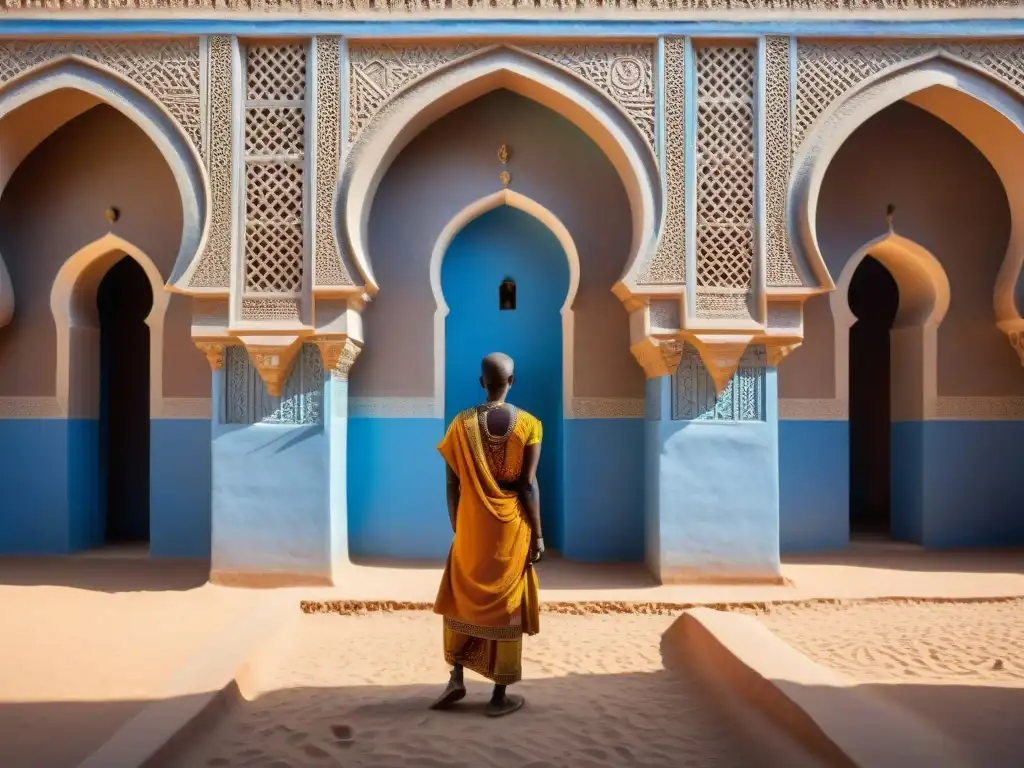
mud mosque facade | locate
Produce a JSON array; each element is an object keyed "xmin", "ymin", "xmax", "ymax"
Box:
[{"xmin": 0, "ymin": 2, "xmax": 1022, "ymax": 586}]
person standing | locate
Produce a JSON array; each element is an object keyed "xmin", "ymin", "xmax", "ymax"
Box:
[{"xmin": 431, "ymin": 352, "xmax": 545, "ymax": 717}]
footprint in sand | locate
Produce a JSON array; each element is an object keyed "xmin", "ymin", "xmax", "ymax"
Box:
[
  {"xmin": 286, "ymin": 732, "xmax": 306, "ymax": 745},
  {"xmin": 331, "ymin": 724, "xmax": 355, "ymax": 748}
]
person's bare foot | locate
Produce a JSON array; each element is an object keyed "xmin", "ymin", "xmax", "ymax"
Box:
[
  {"xmin": 485, "ymin": 693, "xmax": 525, "ymax": 717},
  {"xmin": 429, "ymin": 679, "xmax": 467, "ymax": 710}
]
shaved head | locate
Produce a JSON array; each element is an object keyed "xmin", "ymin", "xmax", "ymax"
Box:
[{"xmin": 481, "ymin": 352, "xmax": 515, "ymax": 394}]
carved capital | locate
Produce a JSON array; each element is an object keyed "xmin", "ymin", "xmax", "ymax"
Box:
[
  {"xmin": 195, "ymin": 341, "xmax": 226, "ymax": 371},
  {"xmin": 687, "ymin": 334, "xmax": 755, "ymax": 395},
  {"xmin": 312, "ymin": 336, "xmax": 363, "ymax": 381},
  {"xmin": 1010, "ymin": 330, "xmax": 1024, "ymax": 366},
  {"xmin": 765, "ymin": 342, "xmax": 802, "ymax": 368},
  {"xmin": 630, "ymin": 337, "xmax": 683, "ymax": 379},
  {"xmin": 237, "ymin": 336, "xmax": 302, "ymax": 397}
]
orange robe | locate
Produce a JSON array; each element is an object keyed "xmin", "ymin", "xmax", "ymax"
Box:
[{"xmin": 433, "ymin": 406, "xmax": 542, "ymax": 685}]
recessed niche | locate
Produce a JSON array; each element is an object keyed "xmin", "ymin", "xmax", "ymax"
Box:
[{"xmin": 499, "ymin": 277, "xmax": 516, "ymax": 311}]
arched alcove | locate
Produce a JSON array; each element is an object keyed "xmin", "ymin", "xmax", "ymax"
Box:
[{"xmin": 0, "ymin": 57, "xmax": 209, "ymax": 328}]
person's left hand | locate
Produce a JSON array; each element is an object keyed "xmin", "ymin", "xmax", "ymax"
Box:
[{"xmin": 530, "ymin": 537, "xmax": 545, "ymax": 565}]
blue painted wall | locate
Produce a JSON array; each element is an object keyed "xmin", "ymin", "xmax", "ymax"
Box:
[
  {"xmin": 916, "ymin": 421, "xmax": 1024, "ymax": 547},
  {"xmin": 0, "ymin": 417, "xmax": 210, "ymax": 556},
  {"xmin": 645, "ymin": 365, "xmax": 782, "ymax": 582},
  {"xmin": 150, "ymin": 418, "xmax": 211, "ymax": 558},
  {"xmin": 778, "ymin": 418, "xmax": 1024, "ymax": 550},
  {"xmin": 442, "ymin": 206, "xmax": 570, "ymax": 550},
  {"xmin": 562, "ymin": 418, "xmax": 645, "ymax": 561},
  {"xmin": 778, "ymin": 420, "xmax": 849, "ymax": 552},
  {"xmin": 211, "ymin": 419, "xmax": 329, "ymax": 579},
  {"xmin": 347, "ymin": 417, "xmax": 450, "ymax": 560}
]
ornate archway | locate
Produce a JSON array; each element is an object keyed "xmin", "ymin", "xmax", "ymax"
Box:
[
  {"xmin": 0, "ymin": 56, "xmax": 210, "ymax": 328},
  {"xmin": 429, "ymin": 189, "xmax": 581, "ymax": 420},
  {"xmin": 334, "ymin": 45, "xmax": 660, "ymax": 309},
  {"xmin": 789, "ymin": 53, "xmax": 1024, "ymax": 360}
]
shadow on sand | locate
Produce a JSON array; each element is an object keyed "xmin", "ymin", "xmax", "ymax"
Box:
[{"xmin": 0, "ymin": 556, "xmax": 210, "ymax": 593}]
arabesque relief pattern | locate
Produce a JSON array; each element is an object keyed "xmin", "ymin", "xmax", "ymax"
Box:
[
  {"xmin": 348, "ymin": 43, "xmax": 656, "ymax": 153},
  {"xmin": 226, "ymin": 343, "xmax": 324, "ymax": 425},
  {"xmin": 639, "ymin": 37, "xmax": 686, "ymax": 286},
  {"xmin": 764, "ymin": 36, "xmax": 801, "ymax": 288},
  {"xmin": 673, "ymin": 344, "xmax": 767, "ymax": 421},
  {"xmin": 314, "ymin": 36, "xmax": 353, "ymax": 287},
  {"xmin": 0, "ymin": 40, "xmax": 201, "ymax": 152},
  {"xmin": 190, "ymin": 35, "xmax": 233, "ymax": 290},
  {"xmin": 794, "ymin": 41, "xmax": 1024, "ymax": 153}
]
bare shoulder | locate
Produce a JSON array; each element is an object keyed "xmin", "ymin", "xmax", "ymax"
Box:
[{"xmin": 511, "ymin": 405, "xmax": 540, "ymax": 425}]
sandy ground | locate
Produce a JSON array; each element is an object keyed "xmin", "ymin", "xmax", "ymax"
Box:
[
  {"xmin": 758, "ymin": 599, "xmax": 1024, "ymax": 768},
  {"xmin": 0, "ymin": 557, "xmax": 270, "ymax": 768},
  {"xmin": 170, "ymin": 613, "xmax": 812, "ymax": 768}
]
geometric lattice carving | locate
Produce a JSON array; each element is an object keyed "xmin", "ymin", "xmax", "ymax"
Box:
[
  {"xmin": 640, "ymin": 36, "xmax": 686, "ymax": 285},
  {"xmin": 243, "ymin": 44, "xmax": 308, "ymax": 300},
  {"xmin": 246, "ymin": 44, "xmax": 307, "ymax": 101},
  {"xmin": 795, "ymin": 42, "xmax": 1024, "ymax": 153},
  {"xmin": 239, "ymin": 298, "xmax": 302, "ymax": 321},
  {"xmin": 314, "ymin": 36, "xmax": 353, "ymax": 287},
  {"xmin": 244, "ymin": 107, "xmax": 305, "ymax": 157},
  {"xmin": 672, "ymin": 344, "xmax": 766, "ymax": 422},
  {"xmin": 695, "ymin": 46, "xmax": 755, "ymax": 293},
  {"xmin": 225, "ymin": 343, "xmax": 323, "ymax": 425},
  {"xmin": 764, "ymin": 36, "xmax": 801, "ymax": 288},
  {"xmin": 190, "ymin": 36, "xmax": 234, "ymax": 289},
  {"xmin": 347, "ymin": 43, "xmax": 656, "ymax": 152},
  {"xmin": 0, "ymin": 40, "xmax": 201, "ymax": 152}
]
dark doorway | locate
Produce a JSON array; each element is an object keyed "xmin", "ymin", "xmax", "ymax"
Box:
[
  {"xmin": 97, "ymin": 255, "xmax": 153, "ymax": 544},
  {"xmin": 848, "ymin": 255, "xmax": 900, "ymax": 536}
]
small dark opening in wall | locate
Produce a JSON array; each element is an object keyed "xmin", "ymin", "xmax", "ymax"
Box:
[{"xmin": 499, "ymin": 277, "xmax": 516, "ymax": 311}]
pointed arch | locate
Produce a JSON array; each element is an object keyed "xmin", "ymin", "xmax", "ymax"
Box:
[
  {"xmin": 831, "ymin": 230, "xmax": 950, "ymax": 416},
  {"xmin": 790, "ymin": 54, "xmax": 1024, "ymax": 350},
  {"xmin": 428, "ymin": 189, "xmax": 581, "ymax": 419},
  {"xmin": 336, "ymin": 45, "xmax": 659, "ymax": 302},
  {"xmin": 0, "ymin": 56, "xmax": 210, "ymax": 328},
  {"xmin": 51, "ymin": 233, "xmax": 169, "ymax": 420}
]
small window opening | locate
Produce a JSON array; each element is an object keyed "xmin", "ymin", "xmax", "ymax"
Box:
[{"xmin": 499, "ymin": 277, "xmax": 516, "ymax": 311}]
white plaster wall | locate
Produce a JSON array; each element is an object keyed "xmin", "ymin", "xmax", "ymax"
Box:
[
  {"xmin": 781, "ymin": 99, "xmax": 1020, "ymax": 401},
  {"xmin": 356, "ymin": 89, "xmax": 640, "ymax": 402},
  {"xmin": 0, "ymin": 104, "xmax": 207, "ymax": 403}
]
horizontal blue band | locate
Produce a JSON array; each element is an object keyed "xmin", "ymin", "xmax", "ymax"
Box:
[{"xmin": 1, "ymin": 18, "xmax": 1023, "ymax": 39}]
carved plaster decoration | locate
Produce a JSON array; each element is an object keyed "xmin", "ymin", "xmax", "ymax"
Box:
[
  {"xmin": 687, "ymin": 333, "xmax": 755, "ymax": 394},
  {"xmin": 347, "ymin": 43, "xmax": 656, "ymax": 154},
  {"xmin": 195, "ymin": 341, "xmax": 226, "ymax": 370},
  {"xmin": 189, "ymin": 35, "xmax": 233, "ymax": 290},
  {"xmin": 226, "ymin": 343, "xmax": 323, "ymax": 425},
  {"xmin": 765, "ymin": 342, "xmax": 801, "ymax": 367},
  {"xmin": 0, "ymin": 397, "xmax": 66, "ymax": 420},
  {"xmin": 0, "ymin": 0, "xmax": 1017, "ymax": 13},
  {"xmin": 672, "ymin": 343, "xmax": 766, "ymax": 422},
  {"xmin": 1009, "ymin": 329, "xmax": 1024, "ymax": 365},
  {"xmin": 314, "ymin": 37, "xmax": 352, "ymax": 288},
  {"xmin": 792, "ymin": 51, "xmax": 1024, "ymax": 365},
  {"xmin": 571, "ymin": 397, "xmax": 645, "ymax": 419},
  {"xmin": 694, "ymin": 45, "xmax": 756, "ymax": 321},
  {"xmin": 241, "ymin": 43, "xmax": 308, "ymax": 320},
  {"xmin": 238, "ymin": 336, "xmax": 303, "ymax": 397},
  {"xmin": 764, "ymin": 36, "xmax": 801, "ymax": 288},
  {"xmin": 794, "ymin": 42, "xmax": 1024, "ymax": 155},
  {"xmin": 649, "ymin": 299, "xmax": 681, "ymax": 331},
  {"xmin": 0, "ymin": 40, "xmax": 201, "ymax": 152},
  {"xmin": 341, "ymin": 44, "xmax": 658, "ymax": 317},
  {"xmin": 312, "ymin": 336, "xmax": 362, "ymax": 381},
  {"xmin": 630, "ymin": 337, "xmax": 683, "ymax": 380},
  {"xmin": 640, "ymin": 36, "xmax": 686, "ymax": 286}
]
